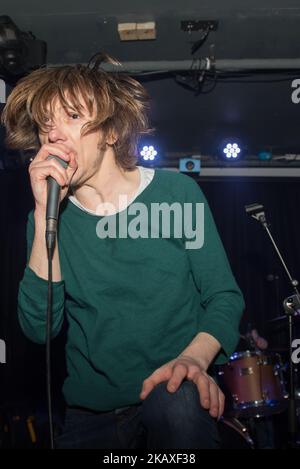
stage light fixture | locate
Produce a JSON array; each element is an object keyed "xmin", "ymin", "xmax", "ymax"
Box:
[
  {"xmin": 140, "ymin": 145, "xmax": 158, "ymax": 161},
  {"xmin": 179, "ymin": 157, "xmax": 201, "ymax": 173},
  {"xmin": 0, "ymin": 16, "xmax": 46, "ymax": 81},
  {"xmin": 223, "ymin": 142, "xmax": 241, "ymax": 159}
]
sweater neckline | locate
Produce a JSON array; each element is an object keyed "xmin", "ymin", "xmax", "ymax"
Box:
[{"xmin": 64, "ymin": 167, "xmax": 161, "ymax": 219}]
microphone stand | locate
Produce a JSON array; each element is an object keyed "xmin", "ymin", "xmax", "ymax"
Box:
[
  {"xmin": 283, "ymin": 296, "xmax": 300, "ymax": 448},
  {"xmin": 245, "ymin": 203, "xmax": 300, "ymax": 448}
]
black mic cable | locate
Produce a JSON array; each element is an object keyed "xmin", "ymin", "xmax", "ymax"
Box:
[{"xmin": 45, "ymin": 155, "xmax": 68, "ymax": 449}]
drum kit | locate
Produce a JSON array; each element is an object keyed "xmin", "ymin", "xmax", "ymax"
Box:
[
  {"xmin": 214, "ymin": 299, "xmax": 300, "ymax": 448},
  {"xmin": 215, "ymin": 304, "xmax": 300, "ymax": 449},
  {"xmin": 224, "ymin": 202, "xmax": 300, "ymax": 449},
  {"xmin": 216, "ymin": 347, "xmax": 290, "ymax": 449},
  {"xmin": 218, "ymin": 350, "xmax": 288, "ymax": 419}
]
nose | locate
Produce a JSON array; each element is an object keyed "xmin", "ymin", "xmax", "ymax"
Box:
[{"xmin": 48, "ymin": 123, "xmax": 68, "ymax": 144}]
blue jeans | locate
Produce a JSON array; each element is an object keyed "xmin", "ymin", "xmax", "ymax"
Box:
[{"xmin": 54, "ymin": 381, "xmax": 220, "ymax": 449}]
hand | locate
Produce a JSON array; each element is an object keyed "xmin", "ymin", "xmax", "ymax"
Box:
[
  {"xmin": 251, "ymin": 329, "xmax": 268, "ymax": 350},
  {"xmin": 28, "ymin": 143, "xmax": 78, "ymax": 213},
  {"xmin": 255, "ymin": 337, "xmax": 268, "ymax": 350},
  {"xmin": 140, "ymin": 355, "xmax": 224, "ymax": 419}
]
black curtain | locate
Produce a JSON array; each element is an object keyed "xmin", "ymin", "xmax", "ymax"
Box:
[
  {"xmin": 1, "ymin": 169, "xmax": 300, "ymax": 409},
  {"xmin": 0, "ymin": 168, "xmax": 66, "ymax": 418},
  {"xmin": 199, "ymin": 176, "xmax": 300, "ymax": 348}
]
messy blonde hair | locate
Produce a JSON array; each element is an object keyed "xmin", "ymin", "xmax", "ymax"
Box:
[{"xmin": 1, "ymin": 54, "xmax": 151, "ymax": 170}]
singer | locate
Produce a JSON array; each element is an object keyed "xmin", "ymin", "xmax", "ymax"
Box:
[{"xmin": 1, "ymin": 54, "xmax": 244, "ymax": 449}]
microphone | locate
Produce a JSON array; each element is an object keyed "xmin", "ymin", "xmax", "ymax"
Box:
[
  {"xmin": 46, "ymin": 155, "xmax": 68, "ymax": 259},
  {"xmin": 244, "ymin": 202, "xmax": 268, "ymax": 227}
]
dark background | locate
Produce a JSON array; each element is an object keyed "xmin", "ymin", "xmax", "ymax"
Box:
[{"xmin": 0, "ymin": 0, "xmax": 300, "ymax": 447}]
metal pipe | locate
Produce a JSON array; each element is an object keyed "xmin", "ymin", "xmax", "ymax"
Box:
[{"xmin": 50, "ymin": 58, "xmax": 300, "ymax": 72}]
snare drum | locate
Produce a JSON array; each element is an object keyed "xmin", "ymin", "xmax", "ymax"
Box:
[
  {"xmin": 218, "ymin": 417, "xmax": 254, "ymax": 449},
  {"xmin": 217, "ymin": 350, "xmax": 288, "ymax": 418}
]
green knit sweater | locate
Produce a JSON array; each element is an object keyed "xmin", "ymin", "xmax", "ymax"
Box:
[{"xmin": 18, "ymin": 169, "xmax": 244, "ymax": 411}]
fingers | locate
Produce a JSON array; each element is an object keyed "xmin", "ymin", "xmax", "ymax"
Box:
[
  {"xmin": 29, "ymin": 159, "xmax": 69, "ymax": 187},
  {"xmin": 140, "ymin": 359, "xmax": 225, "ymax": 421},
  {"xmin": 207, "ymin": 379, "xmax": 219, "ymax": 418},
  {"xmin": 194, "ymin": 373, "xmax": 224, "ymax": 419},
  {"xmin": 195, "ymin": 372, "xmax": 211, "ymax": 410},
  {"xmin": 140, "ymin": 363, "xmax": 174, "ymax": 400},
  {"xmin": 66, "ymin": 150, "xmax": 78, "ymax": 172},
  {"xmin": 28, "ymin": 144, "xmax": 78, "ymax": 208},
  {"xmin": 29, "ymin": 143, "xmax": 78, "ymax": 189},
  {"xmin": 218, "ymin": 388, "xmax": 225, "ymax": 420},
  {"xmin": 166, "ymin": 362, "xmax": 188, "ymax": 393},
  {"xmin": 33, "ymin": 143, "xmax": 72, "ymax": 165}
]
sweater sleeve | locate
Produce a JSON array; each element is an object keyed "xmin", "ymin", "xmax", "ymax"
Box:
[
  {"xmin": 183, "ymin": 177, "xmax": 245, "ymax": 364},
  {"xmin": 17, "ymin": 211, "xmax": 65, "ymax": 344}
]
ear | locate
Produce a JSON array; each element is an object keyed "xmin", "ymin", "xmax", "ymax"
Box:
[{"xmin": 106, "ymin": 130, "xmax": 118, "ymax": 146}]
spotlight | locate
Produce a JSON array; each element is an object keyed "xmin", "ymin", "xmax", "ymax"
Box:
[
  {"xmin": 140, "ymin": 145, "xmax": 158, "ymax": 161},
  {"xmin": 223, "ymin": 142, "xmax": 241, "ymax": 159}
]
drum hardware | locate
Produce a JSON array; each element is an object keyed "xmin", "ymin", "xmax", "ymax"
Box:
[
  {"xmin": 245, "ymin": 202, "xmax": 300, "ymax": 446},
  {"xmin": 267, "ymin": 314, "xmax": 300, "ymax": 324},
  {"xmin": 217, "ymin": 350, "xmax": 288, "ymax": 419},
  {"xmin": 218, "ymin": 417, "xmax": 254, "ymax": 449},
  {"xmin": 240, "ymin": 367, "xmax": 253, "ymax": 376}
]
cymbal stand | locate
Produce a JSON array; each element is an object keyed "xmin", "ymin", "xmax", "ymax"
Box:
[{"xmin": 245, "ymin": 203, "xmax": 300, "ymax": 447}]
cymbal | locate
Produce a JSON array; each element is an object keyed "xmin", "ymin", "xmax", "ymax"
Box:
[
  {"xmin": 268, "ymin": 313, "xmax": 300, "ymax": 323},
  {"xmin": 268, "ymin": 315, "xmax": 287, "ymax": 323}
]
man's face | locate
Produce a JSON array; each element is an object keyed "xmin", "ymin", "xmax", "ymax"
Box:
[{"xmin": 38, "ymin": 96, "xmax": 107, "ymax": 189}]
